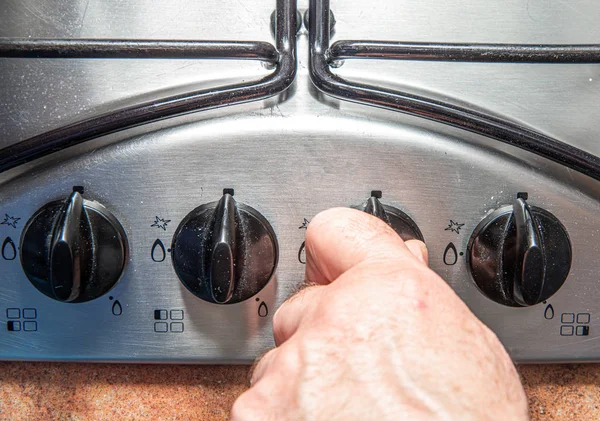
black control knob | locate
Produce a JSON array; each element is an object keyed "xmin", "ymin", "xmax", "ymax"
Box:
[
  {"xmin": 467, "ymin": 196, "xmax": 572, "ymax": 307},
  {"xmin": 20, "ymin": 190, "xmax": 129, "ymax": 303},
  {"xmin": 356, "ymin": 191, "xmax": 424, "ymax": 242},
  {"xmin": 171, "ymin": 189, "xmax": 278, "ymax": 304}
]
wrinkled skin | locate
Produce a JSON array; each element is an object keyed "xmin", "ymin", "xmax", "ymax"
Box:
[{"xmin": 231, "ymin": 208, "xmax": 529, "ymax": 421}]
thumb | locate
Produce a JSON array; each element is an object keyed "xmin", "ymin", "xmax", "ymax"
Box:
[
  {"xmin": 305, "ymin": 207, "xmax": 426, "ymax": 285},
  {"xmin": 405, "ymin": 239, "xmax": 428, "ymax": 265}
]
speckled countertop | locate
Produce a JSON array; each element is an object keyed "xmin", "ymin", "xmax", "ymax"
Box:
[{"xmin": 0, "ymin": 363, "xmax": 598, "ymax": 420}]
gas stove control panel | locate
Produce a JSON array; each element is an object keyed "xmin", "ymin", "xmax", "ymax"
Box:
[{"xmin": 1, "ymin": 115, "xmax": 599, "ymax": 363}]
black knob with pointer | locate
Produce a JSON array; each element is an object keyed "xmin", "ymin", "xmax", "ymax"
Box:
[
  {"xmin": 20, "ymin": 190, "xmax": 129, "ymax": 303},
  {"xmin": 356, "ymin": 191, "xmax": 424, "ymax": 242},
  {"xmin": 467, "ymin": 196, "xmax": 571, "ymax": 307},
  {"xmin": 171, "ymin": 189, "xmax": 278, "ymax": 304}
]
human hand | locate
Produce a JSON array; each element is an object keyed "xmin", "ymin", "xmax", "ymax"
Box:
[{"xmin": 231, "ymin": 208, "xmax": 528, "ymax": 421}]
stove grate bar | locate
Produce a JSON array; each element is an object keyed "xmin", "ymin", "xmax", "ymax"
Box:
[
  {"xmin": 309, "ymin": 0, "xmax": 600, "ymax": 183},
  {"xmin": 0, "ymin": 39, "xmax": 279, "ymax": 64},
  {"xmin": 328, "ymin": 41, "xmax": 600, "ymax": 64}
]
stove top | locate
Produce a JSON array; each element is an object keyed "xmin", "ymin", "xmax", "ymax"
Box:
[{"xmin": 1, "ymin": 0, "xmax": 600, "ymax": 363}]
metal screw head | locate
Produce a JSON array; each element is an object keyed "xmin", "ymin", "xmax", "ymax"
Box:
[{"xmin": 303, "ymin": 9, "xmax": 336, "ymax": 37}]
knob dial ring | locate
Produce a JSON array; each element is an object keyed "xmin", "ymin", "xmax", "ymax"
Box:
[
  {"xmin": 467, "ymin": 203, "xmax": 571, "ymax": 307},
  {"xmin": 377, "ymin": 203, "xmax": 424, "ymax": 242},
  {"xmin": 20, "ymin": 196, "xmax": 129, "ymax": 303},
  {"xmin": 171, "ymin": 198, "xmax": 278, "ymax": 304}
]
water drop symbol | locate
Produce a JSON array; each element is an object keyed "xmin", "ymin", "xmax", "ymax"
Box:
[
  {"xmin": 443, "ymin": 242, "xmax": 458, "ymax": 266},
  {"xmin": 258, "ymin": 301, "xmax": 268, "ymax": 318},
  {"xmin": 112, "ymin": 300, "xmax": 123, "ymax": 316},
  {"xmin": 298, "ymin": 241, "xmax": 306, "ymax": 265},
  {"xmin": 544, "ymin": 304, "xmax": 554, "ymax": 320},
  {"xmin": 151, "ymin": 239, "xmax": 166, "ymax": 262},
  {"xmin": 2, "ymin": 237, "xmax": 16, "ymax": 260}
]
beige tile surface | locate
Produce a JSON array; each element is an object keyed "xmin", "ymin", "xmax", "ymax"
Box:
[
  {"xmin": 0, "ymin": 363, "xmax": 247, "ymax": 421},
  {"xmin": 0, "ymin": 363, "xmax": 598, "ymax": 420},
  {"xmin": 520, "ymin": 365, "xmax": 600, "ymax": 420}
]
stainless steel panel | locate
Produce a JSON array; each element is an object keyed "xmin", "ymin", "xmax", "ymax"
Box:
[{"xmin": 1, "ymin": 94, "xmax": 600, "ymax": 362}]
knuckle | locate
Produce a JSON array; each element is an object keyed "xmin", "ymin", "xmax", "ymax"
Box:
[
  {"xmin": 312, "ymin": 265, "xmax": 440, "ymax": 328},
  {"xmin": 232, "ymin": 377, "xmax": 293, "ymax": 421},
  {"xmin": 271, "ymin": 308, "xmax": 287, "ymax": 343},
  {"xmin": 230, "ymin": 391, "xmax": 256, "ymax": 421},
  {"xmin": 286, "ymin": 282, "xmax": 320, "ymax": 304},
  {"xmin": 274, "ymin": 348, "xmax": 300, "ymax": 375},
  {"xmin": 272, "ymin": 285, "xmax": 320, "ymax": 343},
  {"xmin": 249, "ymin": 348, "xmax": 276, "ymax": 385},
  {"xmin": 395, "ymin": 268, "xmax": 431, "ymax": 297},
  {"xmin": 312, "ymin": 292, "xmax": 358, "ymax": 333},
  {"xmin": 371, "ymin": 265, "xmax": 437, "ymax": 303}
]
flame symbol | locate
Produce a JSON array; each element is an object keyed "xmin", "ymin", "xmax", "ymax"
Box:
[
  {"xmin": 151, "ymin": 239, "xmax": 166, "ymax": 262},
  {"xmin": 443, "ymin": 242, "xmax": 458, "ymax": 266},
  {"xmin": 112, "ymin": 300, "xmax": 123, "ymax": 316},
  {"xmin": 544, "ymin": 304, "xmax": 554, "ymax": 320},
  {"xmin": 298, "ymin": 241, "xmax": 306, "ymax": 264},
  {"xmin": 1, "ymin": 237, "xmax": 16, "ymax": 260},
  {"xmin": 258, "ymin": 301, "xmax": 268, "ymax": 318}
]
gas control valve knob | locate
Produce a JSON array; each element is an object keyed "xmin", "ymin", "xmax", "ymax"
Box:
[
  {"xmin": 20, "ymin": 189, "xmax": 129, "ymax": 303},
  {"xmin": 467, "ymin": 196, "xmax": 572, "ymax": 307},
  {"xmin": 356, "ymin": 191, "xmax": 424, "ymax": 242},
  {"xmin": 171, "ymin": 189, "xmax": 278, "ymax": 304}
]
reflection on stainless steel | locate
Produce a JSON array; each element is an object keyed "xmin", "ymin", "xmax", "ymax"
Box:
[
  {"xmin": 309, "ymin": 0, "xmax": 600, "ymax": 182},
  {"xmin": 0, "ymin": 39, "xmax": 279, "ymax": 63},
  {"xmin": 0, "ymin": 0, "xmax": 296, "ymax": 173}
]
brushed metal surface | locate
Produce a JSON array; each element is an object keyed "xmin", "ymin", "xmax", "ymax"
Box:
[
  {"xmin": 0, "ymin": 0, "xmax": 274, "ymax": 146},
  {"xmin": 0, "ymin": 0, "xmax": 297, "ymax": 172},
  {"xmin": 1, "ymin": 0, "xmax": 600, "ymax": 363}
]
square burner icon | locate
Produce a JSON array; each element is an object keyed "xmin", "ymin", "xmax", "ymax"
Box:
[
  {"xmin": 560, "ymin": 325, "xmax": 574, "ymax": 336},
  {"xmin": 153, "ymin": 309, "xmax": 185, "ymax": 333},
  {"xmin": 5, "ymin": 307, "xmax": 38, "ymax": 332},
  {"xmin": 7, "ymin": 321, "xmax": 21, "ymax": 331},
  {"xmin": 576, "ymin": 326, "xmax": 590, "ymax": 336},
  {"xmin": 154, "ymin": 310, "xmax": 168, "ymax": 320},
  {"xmin": 561, "ymin": 313, "xmax": 575, "ymax": 324},
  {"xmin": 577, "ymin": 313, "xmax": 590, "ymax": 324},
  {"xmin": 170, "ymin": 310, "xmax": 184, "ymax": 320}
]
